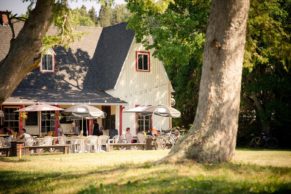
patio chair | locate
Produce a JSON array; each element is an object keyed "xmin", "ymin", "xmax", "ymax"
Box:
[
  {"xmin": 108, "ymin": 135, "xmax": 119, "ymax": 144},
  {"xmin": 97, "ymin": 135, "xmax": 109, "ymax": 151},
  {"xmin": 70, "ymin": 137, "xmax": 86, "ymax": 153},
  {"xmin": 137, "ymin": 133, "xmax": 146, "ymax": 144},
  {"xmin": 57, "ymin": 136, "xmax": 67, "ymax": 145},
  {"xmin": 38, "ymin": 136, "xmax": 53, "ymax": 146},
  {"xmin": 0, "ymin": 137, "xmax": 5, "ymax": 147},
  {"xmin": 24, "ymin": 137, "xmax": 35, "ymax": 146},
  {"xmin": 85, "ymin": 136, "xmax": 98, "ymax": 152}
]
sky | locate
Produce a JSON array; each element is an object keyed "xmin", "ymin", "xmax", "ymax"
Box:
[{"xmin": 0, "ymin": 0, "xmax": 126, "ymax": 15}]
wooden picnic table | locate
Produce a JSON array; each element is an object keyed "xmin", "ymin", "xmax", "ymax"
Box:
[
  {"xmin": 24, "ymin": 144, "xmax": 70, "ymax": 155},
  {"xmin": 0, "ymin": 147, "xmax": 10, "ymax": 156},
  {"xmin": 106, "ymin": 143, "xmax": 146, "ymax": 151}
]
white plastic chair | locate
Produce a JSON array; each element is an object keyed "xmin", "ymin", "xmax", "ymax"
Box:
[
  {"xmin": 97, "ymin": 135, "xmax": 109, "ymax": 152},
  {"xmin": 57, "ymin": 136, "xmax": 66, "ymax": 145},
  {"xmin": 0, "ymin": 137, "xmax": 5, "ymax": 148},
  {"xmin": 108, "ymin": 135, "xmax": 119, "ymax": 144},
  {"xmin": 38, "ymin": 136, "xmax": 53, "ymax": 146},
  {"xmin": 85, "ymin": 136, "xmax": 98, "ymax": 152},
  {"xmin": 137, "ymin": 133, "xmax": 146, "ymax": 143},
  {"xmin": 25, "ymin": 137, "xmax": 35, "ymax": 146}
]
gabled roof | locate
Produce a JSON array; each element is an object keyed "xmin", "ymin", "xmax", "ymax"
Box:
[
  {"xmin": 0, "ymin": 22, "xmax": 133, "ymax": 104},
  {"xmin": 83, "ymin": 22, "xmax": 135, "ymax": 90}
]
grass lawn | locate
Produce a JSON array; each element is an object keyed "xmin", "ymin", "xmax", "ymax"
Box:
[{"xmin": 0, "ymin": 150, "xmax": 290, "ymax": 194}]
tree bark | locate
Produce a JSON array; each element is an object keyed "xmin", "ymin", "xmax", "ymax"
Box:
[
  {"xmin": 0, "ymin": 0, "xmax": 54, "ymax": 104},
  {"xmin": 164, "ymin": 0, "xmax": 250, "ymax": 163}
]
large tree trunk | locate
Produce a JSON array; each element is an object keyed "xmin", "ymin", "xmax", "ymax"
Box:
[
  {"xmin": 0, "ymin": 0, "xmax": 54, "ymax": 104},
  {"xmin": 165, "ymin": 0, "xmax": 250, "ymax": 163}
]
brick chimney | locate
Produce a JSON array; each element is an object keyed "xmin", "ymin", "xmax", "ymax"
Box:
[{"xmin": 0, "ymin": 11, "xmax": 9, "ymax": 26}]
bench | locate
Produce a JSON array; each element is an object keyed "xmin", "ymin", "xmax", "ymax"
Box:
[
  {"xmin": 0, "ymin": 147, "xmax": 10, "ymax": 157},
  {"xmin": 24, "ymin": 144, "xmax": 70, "ymax": 155},
  {"xmin": 106, "ymin": 143, "xmax": 146, "ymax": 152}
]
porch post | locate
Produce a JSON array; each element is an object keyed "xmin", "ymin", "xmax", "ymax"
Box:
[
  {"xmin": 54, "ymin": 110, "xmax": 59, "ymax": 137},
  {"xmin": 18, "ymin": 105, "xmax": 24, "ymax": 130},
  {"xmin": 119, "ymin": 105, "xmax": 124, "ymax": 135}
]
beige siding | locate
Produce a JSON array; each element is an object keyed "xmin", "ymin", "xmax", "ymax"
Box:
[{"xmin": 108, "ymin": 39, "xmax": 172, "ymax": 135}]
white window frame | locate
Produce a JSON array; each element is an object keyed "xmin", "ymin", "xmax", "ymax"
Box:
[
  {"xmin": 40, "ymin": 54, "xmax": 55, "ymax": 73},
  {"xmin": 136, "ymin": 51, "xmax": 150, "ymax": 72},
  {"xmin": 137, "ymin": 114, "xmax": 151, "ymax": 132}
]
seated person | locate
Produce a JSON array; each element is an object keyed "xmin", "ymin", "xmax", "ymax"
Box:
[
  {"xmin": 98, "ymin": 126, "xmax": 104, "ymax": 136},
  {"xmin": 151, "ymin": 127, "xmax": 159, "ymax": 136},
  {"xmin": 6, "ymin": 129, "xmax": 15, "ymax": 142},
  {"xmin": 16, "ymin": 128, "xmax": 31, "ymax": 141},
  {"xmin": 0, "ymin": 125, "xmax": 7, "ymax": 134},
  {"xmin": 57, "ymin": 126, "xmax": 64, "ymax": 136},
  {"xmin": 125, "ymin": 127, "xmax": 133, "ymax": 143},
  {"xmin": 109, "ymin": 128, "xmax": 118, "ymax": 139}
]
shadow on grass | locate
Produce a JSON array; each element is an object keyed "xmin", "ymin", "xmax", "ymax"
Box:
[
  {"xmin": 79, "ymin": 174, "xmax": 291, "ymax": 194},
  {"xmin": 0, "ymin": 162, "xmax": 290, "ymax": 194},
  {"xmin": 0, "ymin": 157, "xmax": 30, "ymax": 163},
  {"xmin": 199, "ymin": 162, "xmax": 291, "ymax": 176}
]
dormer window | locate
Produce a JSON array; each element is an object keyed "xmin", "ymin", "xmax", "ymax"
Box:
[
  {"xmin": 136, "ymin": 51, "xmax": 150, "ymax": 72},
  {"xmin": 40, "ymin": 48, "xmax": 55, "ymax": 73}
]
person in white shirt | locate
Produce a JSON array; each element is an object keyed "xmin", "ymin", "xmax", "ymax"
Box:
[
  {"xmin": 125, "ymin": 127, "xmax": 133, "ymax": 143},
  {"xmin": 16, "ymin": 128, "xmax": 31, "ymax": 140}
]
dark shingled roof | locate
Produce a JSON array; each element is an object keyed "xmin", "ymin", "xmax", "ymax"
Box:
[
  {"xmin": 83, "ymin": 22, "xmax": 135, "ymax": 90},
  {"xmin": 0, "ymin": 22, "xmax": 133, "ymax": 104}
]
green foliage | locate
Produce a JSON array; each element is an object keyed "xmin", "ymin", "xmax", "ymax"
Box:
[
  {"xmin": 127, "ymin": 0, "xmax": 210, "ymax": 128},
  {"xmin": 98, "ymin": 3, "xmax": 112, "ymax": 27},
  {"xmin": 244, "ymin": 0, "xmax": 291, "ymax": 71},
  {"xmin": 70, "ymin": 7, "xmax": 96, "ymax": 26},
  {"xmin": 42, "ymin": 3, "xmax": 96, "ymax": 52},
  {"xmin": 128, "ymin": 0, "xmax": 291, "ymax": 147},
  {"xmin": 128, "ymin": 0, "xmax": 210, "ymax": 65},
  {"xmin": 88, "ymin": 6, "xmax": 98, "ymax": 25},
  {"xmin": 111, "ymin": 4, "xmax": 131, "ymax": 25},
  {"xmin": 238, "ymin": 0, "xmax": 291, "ymax": 148}
]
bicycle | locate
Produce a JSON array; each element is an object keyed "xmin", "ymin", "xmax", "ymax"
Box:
[
  {"xmin": 155, "ymin": 128, "xmax": 180, "ymax": 149},
  {"xmin": 249, "ymin": 133, "xmax": 278, "ymax": 149}
]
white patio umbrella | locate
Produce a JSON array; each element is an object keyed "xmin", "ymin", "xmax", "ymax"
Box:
[
  {"xmin": 64, "ymin": 104, "xmax": 105, "ymax": 118},
  {"xmin": 123, "ymin": 105, "xmax": 152, "ymax": 114},
  {"xmin": 64, "ymin": 104, "xmax": 105, "ymax": 134},
  {"xmin": 124, "ymin": 105, "xmax": 181, "ymax": 118},
  {"xmin": 16, "ymin": 103, "xmax": 64, "ymax": 112},
  {"xmin": 124, "ymin": 105, "xmax": 181, "ymax": 133}
]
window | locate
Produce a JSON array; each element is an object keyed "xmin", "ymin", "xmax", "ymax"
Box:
[
  {"xmin": 3, "ymin": 107, "xmax": 19, "ymax": 131},
  {"xmin": 136, "ymin": 51, "xmax": 150, "ymax": 72},
  {"xmin": 26, "ymin": 112, "xmax": 38, "ymax": 125},
  {"xmin": 102, "ymin": 106, "xmax": 114, "ymax": 129},
  {"xmin": 137, "ymin": 114, "xmax": 151, "ymax": 132},
  {"xmin": 41, "ymin": 111, "xmax": 55, "ymax": 134},
  {"xmin": 40, "ymin": 54, "xmax": 54, "ymax": 72}
]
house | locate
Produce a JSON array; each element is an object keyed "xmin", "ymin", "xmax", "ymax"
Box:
[{"xmin": 0, "ymin": 21, "xmax": 174, "ymax": 136}]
